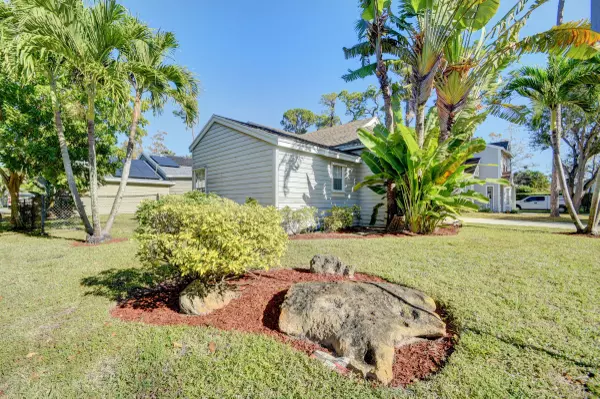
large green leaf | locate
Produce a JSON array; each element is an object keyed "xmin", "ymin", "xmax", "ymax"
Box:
[
  {"xmin": 361, "ymin": 0, "xmax": 385, "ymax": 21},
  {"xmin": 459, "ymin": 0, "xmax": 500, "ymax": 31}
]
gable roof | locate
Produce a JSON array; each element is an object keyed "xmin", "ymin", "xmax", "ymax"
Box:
[
  {"xmin": 190, "ymin": 114, "xmax": 376, "ymax": 158},
  {"xmin": 489, "ymin": 140, "xmax": 510, "ymax": 150},
  {"xmin": 301, "ymin": 118, "xmax": 378, "ymax": 147}
]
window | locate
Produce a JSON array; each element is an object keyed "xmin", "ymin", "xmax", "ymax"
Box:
[
  {"xmin": 193, "ymin": 168, "xmax": 206, "ymax": 192},
  {"xmin": 332, "ymin": 164, "xmax": 344, "ymax": 192},
  {"xmin": 526, "ymin": 196, "xmax": 545, "ymax": 202}
]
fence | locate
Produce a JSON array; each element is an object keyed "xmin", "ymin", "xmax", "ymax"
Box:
[{"xmin": 17, "ymin": 193, "xmax": 82, "ymax": 233}]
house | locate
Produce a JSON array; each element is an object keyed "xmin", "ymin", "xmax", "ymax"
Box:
[
  {"xmin": 189, "ymin": 115, "xmax": 384, "ymax": 224},
  {"xmin": 468, "ymin": 140, "xmax": 516, "ymax": 212},
  {"xmin": 84, "ymin": 153, "xmax": 193, "ymax": 214},
  {"xmin": 189, "ymin": 115, "xmax": 516, "ymax": 221}
]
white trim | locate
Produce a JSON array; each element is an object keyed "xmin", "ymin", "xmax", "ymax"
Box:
[
  {"xmin": 193, "ymin": 167, "xmax": 207, "ymax": 193},
  {"xmin": 277, "ymin": 137, "xmax": 361, "ymax": 163},
  {"xmin": 331, "ymin": 162, "xmax": 345, "ymax": 193},
  {"xmin": 272, "ymin": 147, "xmax": 279, "ymax": 207},
  {"xmin": 190, "ymin": 115, "xmax": 278, "ymax": 151},
  {"xmin": 103, "ymin": 177, "xmax": 174, "ymax": 187}
]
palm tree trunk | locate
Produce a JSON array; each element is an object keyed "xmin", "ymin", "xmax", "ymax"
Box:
[
  {"xmin": 49, "ymin": 74, "xmax": 93, "ymax": 236},
  {"xmin": 415, "ymin": 103, "xmax": 426, "ymax": 147},
  {"xmin": 86, "ymin": 90, "xmax": 103, "ymax": 242},
  {"xmin": 557, "ymin": 0, "xmax": 565, "ymax": 25},
  {"xmin": 550, "ymin": 159, "xmax": 560, "ymax": 217},
  {"xmin": 551, "ymin": 107, "xmax": 585, "ymax": 232},
  {"xmin": 373, "ymin": 10, "xmax": 396, "ymax": 228},
  {"xmin": 586, "ymin": 169, "xmax": 600, "ymax": 234},
  {"xmin": 103, "ymin": 90, "xmax": 142, "ymax": 236}
]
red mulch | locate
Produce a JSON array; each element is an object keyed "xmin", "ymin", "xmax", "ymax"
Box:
[
  {"xmin": 111, "ymin": 269, "xmax": 455, "ymax": 387},
  {"xmin": 71, "ymin": 237, "xmax": 128, "ymax": 247},
  {"xmin": 290, "ymin": 225, "xmax": 459, "ymax": 240}
]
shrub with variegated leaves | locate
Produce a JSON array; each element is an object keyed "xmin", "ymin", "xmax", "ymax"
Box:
[{"xmin": 135, "ymin": 193, "xmax": 288, "ymax": 281}]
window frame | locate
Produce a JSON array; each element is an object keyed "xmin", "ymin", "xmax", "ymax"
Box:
[
  {"xmin": 193, "ymin": 167, "xmax": 207, "ymax": 193},
  {"xmin": 331, "ymin": 163, "xmax": 345, "ymax": 193}
]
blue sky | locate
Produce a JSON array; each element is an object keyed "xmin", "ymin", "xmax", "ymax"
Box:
[{"xmin": 120, "ymin": 0, "xmax": 590, "ymax": 174}]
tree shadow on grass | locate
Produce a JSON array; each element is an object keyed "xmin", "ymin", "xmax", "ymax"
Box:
[
  {"xmin": 80, "ymin": 265, "xmax": 186, "ymax": 312},
  {"xmin": 465, "ymin": 326, "xmax": 598, "ymax": 369}
]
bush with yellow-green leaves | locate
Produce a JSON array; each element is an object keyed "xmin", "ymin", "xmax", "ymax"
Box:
[{"xmin": 135, "ymin": 193, "xmax": 288, "ymax": 281}]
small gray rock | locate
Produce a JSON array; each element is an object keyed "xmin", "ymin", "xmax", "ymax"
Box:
[
  {"xmin": 179, "ymin": 280, "xmax": 240, "ymax": 316},
  {"xmin": 310, "ymin": 254, "xmax": 355, "ymax": 278}
]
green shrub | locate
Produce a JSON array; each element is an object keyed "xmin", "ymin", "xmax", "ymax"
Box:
[
  {"xmin": 478, "ymin": 207, "xmax": 492, "ymax": 213},
  {"xmin": 245, "ymin": 197, "xmax": 259, "ymax": 206},
  {"xmin": 135, "ymin": 194, "xmax": 288, "ymax": 281},
  {"xmin": 279, "ymin": 206, "xmax": 318, "ymax": 235},
  {"xmin": 323, "ymin": 205, "xmax": 360, "ymax": 232}
]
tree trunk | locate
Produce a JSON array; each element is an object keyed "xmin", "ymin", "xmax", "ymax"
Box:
[
  {"xmin": 557, "ymin": 0, "xmax": 565, "ymax": 25},
  {"xmin": 415, "ymin": 103, "xmax": 426, "ymax": 147},
  {"xmin": 103, "ymin": 90, "xmax": 142, "ymax": 236},
  {"xmin": 550, "ymin": 158, "xmax": 560, "ymax": 217},
  {"xmin": 586, "ymin": 168, "xmax": 600, "ymax": 234},
  {"xmin": 0, "ymin": 169, "xmax": 23, "ymax": 228},
  {"xmin": 49, "ymin": 73, "xmax": 93, "ymax": 235},
  {"xmin": 385, "ymin": 180, "xmax": 398, "ymax": 229},
  {"xmin": 86, "ymin": 89, "xmax": 103, "ymax": 243},
  {"xmin": 551, "ymin": 107, "xmax": 585, "ymax": 232}
]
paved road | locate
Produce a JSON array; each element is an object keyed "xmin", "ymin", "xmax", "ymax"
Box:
[{"xmin": 458, "ymin": 217, "xmax": 576, "ymax": 230}]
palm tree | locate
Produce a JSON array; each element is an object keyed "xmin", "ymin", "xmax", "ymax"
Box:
[
  {"xmin": 504, "ymin": 58, "xmax": 600, "ymax": 233},
  {"xmin": 343, "ymin": 0, "xmax": 410, "ymax": 132},
  {"xmin": 102, "ymin": 28, "xmax": 199, "ymax": 236},
  {"xmin": 1, "ymin": 0, "xmax": 96, "ymax": 235},
  {"xmin": 13, "ymin": 0, "xmax": 145, "ymax": 242}
]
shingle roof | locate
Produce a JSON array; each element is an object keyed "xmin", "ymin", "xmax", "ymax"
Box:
[
  {"xmin": 218, "ymin": 116, "xmax": 377, "ymax": 154},
  {"xmin": 490, "ymin": 141, "xmax": 510, "ymax": 151},
  {"xmin": 302, "ymin": 118, "xmax": 378, "ymax": 147},
  {"xmin": 168, "ymin": 155, "xmax": 193, "ymax": 168}
]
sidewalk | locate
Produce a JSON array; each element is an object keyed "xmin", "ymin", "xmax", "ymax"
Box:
[{"xmin": 459, "ymin": 217, "xmax": 576, "ymax": 230}]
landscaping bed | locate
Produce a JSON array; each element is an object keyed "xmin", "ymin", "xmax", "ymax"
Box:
[{"xmin": 111, "ymin": 268, "xmax": 455, "ymax": 387}]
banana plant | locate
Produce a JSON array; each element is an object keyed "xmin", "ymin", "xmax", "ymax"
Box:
[{"xmin": 354, "ymin": 110, "xmax": 506, "ymax": 234}]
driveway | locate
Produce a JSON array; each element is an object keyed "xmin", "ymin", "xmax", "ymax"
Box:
[{"xmin": 458, "ymin": 216, "xmax": 576, "ymax": 230}]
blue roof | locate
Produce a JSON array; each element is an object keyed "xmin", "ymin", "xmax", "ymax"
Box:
[
  {"xmin": 150, "ymin": 155, "xmax": 180, "ymax": 168},
  {"xmin": 115, "ymin": 160, "xmax": 161, "ymax": 180}
]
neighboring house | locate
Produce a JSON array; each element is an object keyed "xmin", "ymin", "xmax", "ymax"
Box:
[
  {"xmin": 84, "ymin": 153, "xmax": 193, "ymax": 214},
  {"xmin": 189, "ymin": 115, "xmax": 384, "ymax": 225},
  {"xmin": 467, "ymin": 140, "xmax": 516, "ymax": 212}
]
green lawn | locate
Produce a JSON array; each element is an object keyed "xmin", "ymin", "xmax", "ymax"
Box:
[{"xmin": 0, "ymin": 217, "xmax": 599, "ymax": 398}]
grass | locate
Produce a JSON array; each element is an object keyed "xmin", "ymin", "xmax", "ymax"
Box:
[
  {"xmin": 464, "ymin": 211, "xmax": 589, "ymax": 224},
  {"xmin": 0, "ymin": 216, "xmax": 599, "ymax": 398}
]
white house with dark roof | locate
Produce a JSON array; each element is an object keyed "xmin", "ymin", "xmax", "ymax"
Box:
[{"xmin": 189, "ymin": 114, "xmax": 384, "ymax": 224}]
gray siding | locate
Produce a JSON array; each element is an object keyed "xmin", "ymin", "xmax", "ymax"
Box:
[
  {"xmin": 193, "ymin": 122, "xmax": 275, "ymax": 205},
  {"xmin": 357, "ymin": 161, "xmax": 386, "ymax": 226},
  {"xmin": 276, "ymin": 147, "xmax": 360, "ymax": 213},
  {"xmin": 83, "ymin": 182, "xmax": 170, "ymax": 215}
]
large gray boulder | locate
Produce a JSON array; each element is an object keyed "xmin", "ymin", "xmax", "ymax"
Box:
[
  {"xmin": 309, "ymin": 255, "xmax": 355, "ymax": 278},
  {"xmin": 179, "ymin": 280, "xmax": 240, "ymax": 316},
  {"xmin": 279, "ymin": 281, "xmax": 446, "ymax": 385}
]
